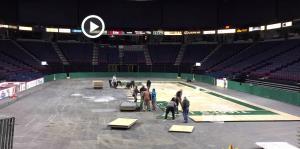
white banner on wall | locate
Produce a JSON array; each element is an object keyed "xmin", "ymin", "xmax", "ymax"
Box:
[
  {"xmin": 26, "ymin": 78, "xmax": 44, "ymax": 89},
  {"xmin": 0, "ymin": 78, "xmax": 44, "ymax": 100},
  {"xmin": 0, "ymin": 87, "xmax": 15, "ymax": 100},
  {"xmin": 216, "ymin": 78, "xmax": 228, "ymax": 88}
]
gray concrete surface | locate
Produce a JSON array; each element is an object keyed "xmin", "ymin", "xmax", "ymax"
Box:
[{"xmin": 0, "ymin": 78, "xmax": 299, "ymax": 149}]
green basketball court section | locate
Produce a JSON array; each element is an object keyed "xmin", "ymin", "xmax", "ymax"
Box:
[{"xmin": 152, "ymin": 82, "xmax": 300, "ymax": 122}]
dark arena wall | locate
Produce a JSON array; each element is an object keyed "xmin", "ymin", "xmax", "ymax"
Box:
[{"xmin": 1, "ymin": 0, "xmax": 300, "ymax": 29}]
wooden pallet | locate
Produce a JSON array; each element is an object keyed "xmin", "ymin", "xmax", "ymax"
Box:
[
  {"xmin": 169, "ymin": 125, "xmax": 194, "ymax": 133},
  {"xmin": 108, "ymin": 118, "xmax": 138, "ymax": 129},
  {"xmin": 93, "ymin": 80, "xmax": 104, "ymax": 89}
]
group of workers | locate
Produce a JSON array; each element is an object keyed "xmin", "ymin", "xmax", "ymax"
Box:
[
  {"xmin": 165, "ymin": 90, "xmax": 190, "ymax": 123},
  {"xmin": 111, "ymin": 74, "xmax": 190, "ymax": 123},
  {"xmin": 132, "ymin": 80, "xmax": 157, "ymax": 112},
  {"xmin": 131, "ymin": 79, "xmax": 190, "ymax": 123}
]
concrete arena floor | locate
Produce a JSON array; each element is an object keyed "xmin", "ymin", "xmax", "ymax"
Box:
[{"xmin": 0, "ymin": 78, "xmax": 299, "ymax": 149}]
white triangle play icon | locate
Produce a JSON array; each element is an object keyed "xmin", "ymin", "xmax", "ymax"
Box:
[{"xmin": 90, "ymin": 21, "xmax": 99, "ymax": 33}]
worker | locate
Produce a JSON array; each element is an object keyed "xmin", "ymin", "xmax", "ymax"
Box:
[
  {"xmin": 112, "ymin": 75, "xmax": 117, "ymax": 88},
  {"xmin": 175, "ymin": 89, "xmax": 183, "ymax": 114},
  {"xmin": 132, "ymin": 86, "xmax": 139, "ymax": 102},
  {"xmin": 146, "ymin": 80, "xmax": 151, "ymax": 90},
  {"xmin": 165, "ymin": 97, "xmax": 177, "ymax": 120},
  {"xmin": 182, "ymin": 97, "xmax": 190, "ymax": 123},
  {"xmin": 143, "ymin": 89, "xmax": 151, "ymax": 111},
  {"xmin": 151, "ymin": 88, "xmax": 157, "ymax": 111},
  {"xmin": 139, "ymin": 85, "xmax": 147, "ymax": 111}
]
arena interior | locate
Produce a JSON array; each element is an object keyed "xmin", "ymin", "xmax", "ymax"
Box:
[{"xmin": 0, "ymin": 0, "xmax": 300, "ymax": 149}]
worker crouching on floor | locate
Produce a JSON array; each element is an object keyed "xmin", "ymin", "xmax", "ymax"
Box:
[
  {"xmin": 165, "ymin": 97, "xmax": 177, "ymax": 120},
  {"xmin": 182, "ymin": 97, "xmax": 190, "ymax": 123}
]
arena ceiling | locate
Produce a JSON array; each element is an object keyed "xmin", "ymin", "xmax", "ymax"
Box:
[{"xmin": 0, "ymin": 0, "xmax": 300, "ymax": 30}]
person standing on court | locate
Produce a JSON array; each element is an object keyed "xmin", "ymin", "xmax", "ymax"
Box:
[
  {"xmin": 182, "ymin": 97, "xmax": 190, "ymax": 123},
  {"xmin": 146, "ymin": 80, "xmax": 151, "ymax": 90},
  {"xmin": 143, "ymin": 89, "xmax": 151, "ymax": 111},
  {"xmin": 112, "ymin": 75, "xmax": 117, "ymax": 88},
  {"xmin": 151, "ymin": 88, "xmax": 157, "ymax": 111},
  {"xmin": 132, "ymin": 86, "xmax": 139, "ymax": 102},
  {"xmin": 175, "ymin": 89, "xmax": 183, "ymax": 114},
  {"xmin": 139, "ymin": 85, "xmax": 147, "ymax": 111},
  {"xmin": 165, "ymin": 97, "xmax": 177, "ymax": 120}
]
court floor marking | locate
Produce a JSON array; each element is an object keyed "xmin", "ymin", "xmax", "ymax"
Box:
[
  {"xmin": 129, "ymin": 81, "xmax": 299, "ymax": 120},
  {"xmin": 154, "ymin": 81, "xmax": 298, "ymax": 117}
]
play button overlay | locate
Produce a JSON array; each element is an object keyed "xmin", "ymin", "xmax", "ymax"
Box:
[
  {"xmin": 90, "ymin": 22, "xmax": 99, "ymax": 33},
  {"xmin": 81, "ymin": 15, "xmax": 105, "ymax": 38}
]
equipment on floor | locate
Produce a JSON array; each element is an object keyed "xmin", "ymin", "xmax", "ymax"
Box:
[
  {"xmin": 120, "ymin": 101, "xmax": 139, "ymax": 111},
  {"xmin": 108, "ymin": 118, "xmax": 138, "ymax": 129},
  {"xmin": 93, "ymin": 80, "xmax": 104, "ymax": 89},
  {"xmin": 168, "ymin": 125, "xmax": 194, "ymax": 133}
]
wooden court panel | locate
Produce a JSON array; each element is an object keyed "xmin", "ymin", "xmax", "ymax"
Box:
[
  {"xmin": 151, "ymin": 83, "xmax": 252, "ymax": 112},
  {"xmin": 169, "ymin": 125, "xmax": 194, "ymax": 133},
  {"xmin": 151, "ymin": 82, "xmax": 300, "ymax": 122},
  {"xmin": 108, "ymin": 118, "xmax": 138, "ymax": 129},
  {"xmin": 256, "ymin": 142, "xmax": 298, "ymax": 149}
]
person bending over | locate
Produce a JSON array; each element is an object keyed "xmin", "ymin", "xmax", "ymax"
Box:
[
  {"xmin": 165, "ymin": 97, "xmax": 177, "ymax": 120},
  {"xmin": 175, "ymin": 89, "xmax": 183, "ymax": 114}
]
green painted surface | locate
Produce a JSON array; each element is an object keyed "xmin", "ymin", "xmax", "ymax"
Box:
[
  {"xmin": 157, "ymin": 82, "xmax": 277, "ymax": 116},
  {"xmin": 194, "ymin": 74, "xmax": 215, "ymax": 85},
  {"xmin": 157, "ymin": 101, "xmax": 168, "ymax": 112},
  {"xmin": 44, "ymin": 74, "xmax": 54, "ymax": 82},
  {"xmin": 228, "ymin": 80, "xmax": 300, "ymax": 106}
]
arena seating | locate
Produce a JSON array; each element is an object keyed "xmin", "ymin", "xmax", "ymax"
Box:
[
  {"xmin": 269, "ymin": 61, "xmax": 300, "ymax": 81},
  {"xmin": 182, "ymin": 44, "xmax": 217, "ymax": 65},
  {"xmin": 0, "ymin": 40, "xmax": 40, "ymax": 67},
  {"xmin": 252, "ymin": 45, "xmax": 300, "ymax": 77},
  {"xmin": 211, "ymin": 41, "xmax": 279, "ymax": 72},
  {"xmin": 0, "ymin": 53, "xmax": 41, "ymax": 81},
  {"xmin": 18, "ymin": 40, "xmax": 61, "ymax": 66},
  {"xmin": 1, "ymin": 39, "xmax": 300, "ymax": 83},
  {"xmin": 98, "ymin": 46, "xmax": 119, "ymax": 64},
  {"xmin": 123, "ymin": 51, "xmax": 146, "ymax": 64},
  {"xmin": 222, "ymin": 40, "xmax": 299, "ymax": 75},
  {"xmin": 201, "ymin": 43, "xmax": 251, "ymax": 70},
  {"xmin": 57, "ymin": 42, "xmax": 93, "ymax": 65},
  {"xmin": 148, "ymin": 44, "xmax": 180, "ymax": 64}
]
